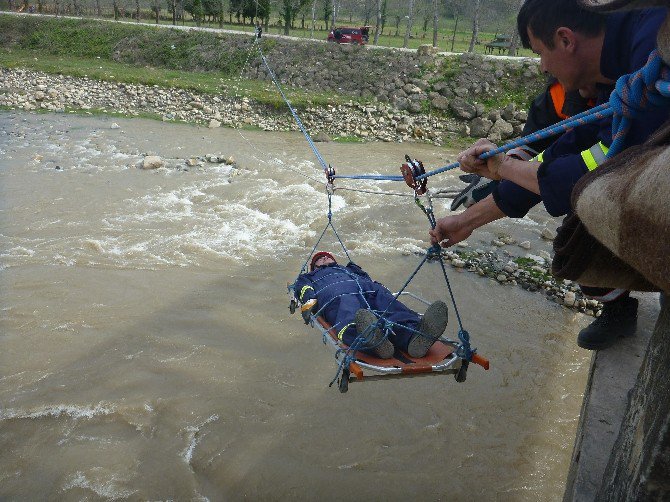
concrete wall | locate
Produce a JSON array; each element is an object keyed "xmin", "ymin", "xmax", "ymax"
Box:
[
  {"xmin": 597, "ymin": 299, "xmax": 670, "ymax": 500},
  {"xmin": 563, "ymin": 294, "xmax": 669, "ymax": 500}
]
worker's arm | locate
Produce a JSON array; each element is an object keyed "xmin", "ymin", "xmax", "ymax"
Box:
[
  {"xmin": 294, "ymin": 275, "xmax": 318, "ymax": 323},
  {"xmin": 429, "ymin": 195, "xmax": 505, "ymax": 248},
  {"xmin": 457, "ymin": 138, "xmax": 541, "ymax": 194}
]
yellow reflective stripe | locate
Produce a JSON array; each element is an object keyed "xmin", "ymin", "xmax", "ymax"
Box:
[
  {"xmin": 337, "ymin": 323, "xmax": 355, "ymax": 340},
  {"xmin": 532, "ymin": 150, "xmax": 545, "ymax": 163},
  {"xmin": 581, "ymin": 142, "xmax": 609, "ymax": 171},
  {"xmin": 299, "ymin": 285, "xmax": 314, "ymax": 301},
  {"xmin": 301, "ymin": 299, "xmax": 316, "ymax": 312}
]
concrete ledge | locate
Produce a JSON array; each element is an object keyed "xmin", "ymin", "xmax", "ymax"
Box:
[
  {"xmin": 598, "ymin": 298, "xmax": 670, "ymax": 500},
  {"xmin": 563, "ymin": 293, "xmax": 660, "ymax": 500}
]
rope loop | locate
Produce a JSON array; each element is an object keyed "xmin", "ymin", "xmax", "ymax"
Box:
[
  {"xmin": 456, "ymin": 329, "xmax": 474, "ymax": 361},
  {"xmin": 608, "ymin": 50, "xmax": 670, "ymax": 156}
]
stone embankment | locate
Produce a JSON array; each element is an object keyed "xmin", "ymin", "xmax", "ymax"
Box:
[
  {"xmin": 435, "ymin": 244, "xmax": 602, "ymax": 317},
  {"xmin": 0, "ymin": 42, "xmax": 543, "ymax": 146},
  {"xmin": 0, "ymin": 66, "xmax": 527, "ymax": 146}
]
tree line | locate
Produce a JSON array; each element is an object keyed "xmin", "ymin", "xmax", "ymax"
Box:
[{"xmin": 1, "ymin": 0, "xmax": 526, "ymax": 55}]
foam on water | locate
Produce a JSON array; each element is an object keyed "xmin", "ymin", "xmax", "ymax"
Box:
[
  {"xmin": 182, "ymin": 414, "xmax": 219, "ymax": 465},
  {"xmin": 0, "ymin": 402, "xmax": 116, "ymax": 421},
  {"xmin": 61, "ymin": 471, "xmax": 137, "ymax": 500}
]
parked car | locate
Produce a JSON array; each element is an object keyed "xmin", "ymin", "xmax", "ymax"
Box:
[{"xmin": 327, "ymin": 26, "xmax": 370, "ymax": 45}]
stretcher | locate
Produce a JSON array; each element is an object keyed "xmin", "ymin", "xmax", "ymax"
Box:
[{"xmin": 313, "ymin": 315, "xmax": 490, "ymax": 393}]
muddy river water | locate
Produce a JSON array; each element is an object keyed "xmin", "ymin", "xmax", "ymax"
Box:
[{"xmin": 0, "ymin": 110, "xmax": 593, "ymax": 500}]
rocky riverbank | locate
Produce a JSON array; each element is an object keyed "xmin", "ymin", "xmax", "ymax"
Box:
[
  {"xmin": 0, "ymin": 64, "xmax": 529, "ymax": 146},
  {"xmin": 0, "ymin": 14, "xmax": 548, "ymax": 146},
  {"xmin": 436, "ymin": 246, "xmax": 603, "ymax": 316}
]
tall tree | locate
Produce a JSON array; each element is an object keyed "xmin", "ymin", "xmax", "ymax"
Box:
[
  {"xmin": 445, "ymin": 0, "xmax": 464, "ymax": 52},
  {"xmin": 380, "ymin": 0, "xmax": 387, "ymax": 36},
  {"xmin": 193, "ymin": 0, "xmax": 204, "ymax": 25},
  {"xmin": 373, "ymin": 0, "xmax": 382, "ymax": 45},
  {"xmin": 323, "ymin": 0, "xmax": 331, "ymax": 28},
  {"xmin": 507, "ymin": 0, "xmax": 525, "ymax": 56},
  {"xmin": 330, "ymin": 0, "xmax": 339, "ymax": 29},
  {"xmin": 280, "ymin": 0, "xmax": 309, "ymax": 35},
  {"xmin": 310, "ymin": 0, "xmax": 317, "ymax": 38},
  {"xmin": 432, "ymin": 0, "xmax": 438, "ymax": 47},
  {"xmin": 152, "ymin": 0, "xmax": 160, "ymax": 23},
  {"xmin": 362, "ymin": 0, "xmax": 373, "ymax": 26},
  {"xmin": 468, "ymin": 0, "xmax": 481, "ymax": 53},
  {"xmin": 402, "ymin": 0, "xmax": 414, "ymax": 49}
]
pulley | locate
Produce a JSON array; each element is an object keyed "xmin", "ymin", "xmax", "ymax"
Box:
[
  {"xmin": 325, "ymin": 164, "xmax": 336, "ymax": 185},
  {"xmin": 400, "ymin": 154, "xmax": 427, "ymax": 195}
]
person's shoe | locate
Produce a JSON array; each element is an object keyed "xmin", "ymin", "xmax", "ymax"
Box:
[
  {"xmin": 577, "ymin": 296, "xmax": 639, "ymax": 350},
  {"xmin": 354, "ymin": 309, "xmax": 394, "ymax": 359},
  {"xmin": 407, "ymin": 301, "xmax": 449, "ymax": 358}
]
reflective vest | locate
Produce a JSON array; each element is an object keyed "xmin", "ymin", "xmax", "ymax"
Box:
[
  {"xmin": 580, "ymin": 142, "xmax": 610, "ymax": 170},
  {"xmin": 533, "ymin": 142, "xmax": 609, "ymax": 170}
]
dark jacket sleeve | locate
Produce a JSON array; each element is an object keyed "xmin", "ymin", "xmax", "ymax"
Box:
[
  {"xmin": 492, "ymin": 81, "xmax": 592, "ymax": 218},
  {"xmin": 492, "ymin": 181, "xmax": 542, "ymax": 218},
  {"xmin": 294, "ymin": 274, "xmax": 316, "ymax": 304},
  {"xmin": 535, "ymin": 124, "xmax": 602, "ymax": 216}
]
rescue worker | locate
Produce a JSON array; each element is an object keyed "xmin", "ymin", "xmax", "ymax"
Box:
[
  {"xmin": 294, "ymin": 251, "xmax": 448, "ymax": 359},
  {"xmin": 451, "ymin": 78, "xmax": 593, "ymax": 211},
  {"xmin": 430, "ymin": 0, "xmax": 669, "ymax": 350}
]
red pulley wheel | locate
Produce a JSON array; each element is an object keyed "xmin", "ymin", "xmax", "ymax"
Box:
[{"xmin": 401, "ymin": 159, "xmax": 427, "ymax": 195}]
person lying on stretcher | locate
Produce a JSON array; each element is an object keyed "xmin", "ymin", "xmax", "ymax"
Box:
[{"xmin": 294, "ymin": 251, "xmax": 448, "ymax": 359}]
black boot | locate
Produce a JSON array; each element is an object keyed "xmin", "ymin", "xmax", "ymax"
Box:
[{"xmin": 577, "ymin": 296, "xmax": 639, "ymax": 350}]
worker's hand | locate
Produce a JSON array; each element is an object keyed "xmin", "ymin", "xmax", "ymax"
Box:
[
  {"xmin": 429, "ymin": 214, "xmax": 474, "ymax": 248},
  {"xmin": 457, "ymin": 139, "xmax": 506, "ymax": 180}
]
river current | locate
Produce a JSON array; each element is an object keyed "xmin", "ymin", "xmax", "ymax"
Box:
[{"xmin": 0, "ymin": 110, "xmax": 591, "ymax": 500}]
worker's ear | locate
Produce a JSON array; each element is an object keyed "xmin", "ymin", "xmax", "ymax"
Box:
[{"xmin": 555, "ymin": 27, "xmax": 578, "ymax": 53}]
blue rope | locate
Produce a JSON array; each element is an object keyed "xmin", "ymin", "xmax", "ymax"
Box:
[
  {"xmin": 294, "ymin": 193, "xmax": 352, "ymax": 278},
  {"xmin": 608, "ymin": 50, "xmax": 670, "ymax": 157},
  {"xmin": 416, "ymin": 103, "xmax": 614, "ymax": 180},
  {"xmin": 332, "ymin": 173, "xmax": 406, "ymax": 181},
  {"xmin": 257, "ymin": 45, "xmax": 330, "ymax": 174},
  {"xmin": 413, "ymin": 196, "xmax": 475, "ymax": 360},
  {"xmin": 328, "ymin": 103, "xmax": 613, "ymax": 182}
]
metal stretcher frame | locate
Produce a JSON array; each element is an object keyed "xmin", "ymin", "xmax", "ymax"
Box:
[{"xmin": 314, "ymin": 316, "xmax": 478, "ymax": 385}]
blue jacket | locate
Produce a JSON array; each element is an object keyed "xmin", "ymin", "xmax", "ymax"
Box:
[
  {"xmin": 492, "ymin": 8, "xmax": 669, "ymax": 218},
  {"xmin": 294, "ymin": 262, "xmax": 420, "ymax": 350}
]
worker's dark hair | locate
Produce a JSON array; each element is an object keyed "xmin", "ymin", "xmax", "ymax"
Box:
[{"xmin": 517, "ymin": 0, "xmax": 607, "ymax": 50}]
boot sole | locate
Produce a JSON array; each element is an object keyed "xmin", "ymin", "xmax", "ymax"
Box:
[
  {"xmin": 354, "ymin": 309, "xmax": 394, "ymax": 359},
  {"xmin": 407, "ymin": 301, "xmax": 448, "ymax": 358}
]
